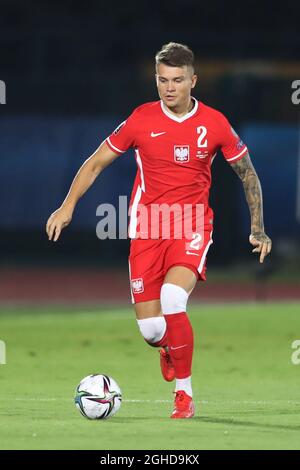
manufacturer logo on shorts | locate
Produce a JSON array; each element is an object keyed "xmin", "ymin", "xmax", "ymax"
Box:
[
  {"xmin": 131, "ymin": 278, "xmax": 144, "ymax": 294},
  {"xmin": 174, "ymin": 145, "xmax": 189, "ymax": 163}
]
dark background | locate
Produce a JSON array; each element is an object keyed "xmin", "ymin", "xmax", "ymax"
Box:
[{"xmin": 0, "ymin": 0, "xmax": 299, "ymax": 279}]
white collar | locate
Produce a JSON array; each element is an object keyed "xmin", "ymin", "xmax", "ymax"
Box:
[{"xmin": 160, "ymin": 97, "xmax": 198, "ymax": 123}]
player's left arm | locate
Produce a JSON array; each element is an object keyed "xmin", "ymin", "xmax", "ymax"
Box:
[{"xmin": 230, "ymin": 152, "xmax": 272, "ymax": 263}]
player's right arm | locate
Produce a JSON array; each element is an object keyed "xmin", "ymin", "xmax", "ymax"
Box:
[{"xmin": 46, "ymin": 142, "xmax": 119, "ymax": 242}]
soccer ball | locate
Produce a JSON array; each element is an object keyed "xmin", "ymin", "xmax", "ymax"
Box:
[{"xmin": 74, "ymin": 374, "xmax": 122, "ymax": 420}]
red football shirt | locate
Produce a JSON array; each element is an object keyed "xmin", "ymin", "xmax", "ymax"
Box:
[{"xmin": 106, "ymin": 98, "xmax": 248, "ymax": 239}]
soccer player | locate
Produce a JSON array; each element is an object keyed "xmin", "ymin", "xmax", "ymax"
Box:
[{"xmin": 46, "ymin": 43, "xmax": 272, "ymax": 419}]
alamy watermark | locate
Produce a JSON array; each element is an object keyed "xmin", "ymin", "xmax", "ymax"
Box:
[
  {"xmin": 0, "ymin": 80, "xmax": 6, "ymax": 104},
  {"xmin": 291, "ymin": 80, "xmax": 300, "ymax": 105},
  {"xmin": 95, "ymin": 196, "xmax": 206, "ymax": 248},
  {"xmin": 0, "ymin": 340, "xmax": 6, "ymax": 364},
  {"xmin": 291, "ymin": 340, "xmax": 300, "ymax": 365}
]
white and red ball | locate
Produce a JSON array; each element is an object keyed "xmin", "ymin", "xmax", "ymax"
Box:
[{"xmin": 74, "ymin": 374, "xmax": 122, "ymax": 420}]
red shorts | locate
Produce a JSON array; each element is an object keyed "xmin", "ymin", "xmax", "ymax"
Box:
[{"xmin": 128, "ymin": 231, "xmax": 213, "ymax": 304}]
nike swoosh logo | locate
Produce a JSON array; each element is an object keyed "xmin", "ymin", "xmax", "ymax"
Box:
[
  {"xmin": 151, "ymin": 132, "xmax": 166, "ymax": 137},
  {"xmin": 170, "ymin": 344, "xmax": 188, "ymax": 350},
  {"xmin": 186, "ymin": 251, "xmax": 199, "ymax": 256}
]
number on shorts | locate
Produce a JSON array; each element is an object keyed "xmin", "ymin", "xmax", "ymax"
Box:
[{"xmin": 189, "ymin": 233, "xmax": 202, "ymax": 250}]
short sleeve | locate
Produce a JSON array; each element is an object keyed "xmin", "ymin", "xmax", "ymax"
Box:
[
  {"xmin": 106, "ymin": 112, "xmax": 136, "ymax": 155},
  {"xmin": 218, "ymin": 114, "xmax": 248, "ymax": 163}
]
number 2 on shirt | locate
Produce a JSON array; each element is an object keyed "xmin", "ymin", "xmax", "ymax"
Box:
[{"xmin": 197, "ymin": 126, "xmax": 208, "ymax": 148}]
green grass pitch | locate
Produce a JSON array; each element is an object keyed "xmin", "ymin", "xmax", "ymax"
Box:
[{"xmin": 0, "ymin": 303, "xmax": 300, "ymax": 450}]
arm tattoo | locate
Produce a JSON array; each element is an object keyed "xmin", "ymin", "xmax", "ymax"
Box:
[{"xmin": 231, "ymin": 153, "xmax": 264, "ymax": 235}]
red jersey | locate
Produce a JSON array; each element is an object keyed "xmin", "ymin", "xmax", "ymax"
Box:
[{"xmin": 106, "ymin": 98, "xmax": 248, "ymax": 239}]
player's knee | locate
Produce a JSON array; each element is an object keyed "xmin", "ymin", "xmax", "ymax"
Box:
[
  {"xmin": 136, "ymin": 316, "xmax": 166, "ymax": 344},
  {"xmin": 160, "ymin": 283, "xmax": 189, "ymax": 315}
]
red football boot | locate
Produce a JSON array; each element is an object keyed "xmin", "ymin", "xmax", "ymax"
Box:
[
  {"xmin": 159, "ymin": 347, "xmax": 175, "ymax": 382},
  {"xmin": 170, "ymin": 390, "xmax": 195, "ymax": 419}
]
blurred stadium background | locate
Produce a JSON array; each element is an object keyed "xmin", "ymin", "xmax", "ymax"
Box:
[
  {"xmin": 1, "ymin": 0, "xmax": 300, "ymax": 452},
  {"xmin": 0, "ymin": 0, "xmax": 299, "ymax": 305}
]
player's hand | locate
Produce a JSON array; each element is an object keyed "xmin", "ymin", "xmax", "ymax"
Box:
[
  {"xmin": 46, "ymin": 205, "xmax": 73, "ymax": 242},
  {"xmin": 249, "ymin": 232, "xmax": 272, "ymax": 263}
]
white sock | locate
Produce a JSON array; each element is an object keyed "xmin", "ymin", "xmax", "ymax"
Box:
[{"xmin": 175, "ymin": 376, "xmax": 192, "ymax": 397}]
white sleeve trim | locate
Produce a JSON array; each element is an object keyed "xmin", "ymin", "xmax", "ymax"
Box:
[
  {"xmin": 226, "ymin": 146, "xmax": 248, "ymax": 162},
  {"xmin": 106, "ymin": 137, "xmax": 126, "ymax": 154}
]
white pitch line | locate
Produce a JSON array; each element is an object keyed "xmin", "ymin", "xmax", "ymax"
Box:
[{"xmin": 9, "ymin": 398, "xmax": 300, "ymax": 405}]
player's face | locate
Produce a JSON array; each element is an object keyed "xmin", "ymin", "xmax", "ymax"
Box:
[{"xmin": 156, "ymin": 64, "xmax": 197, "ymax": 111}]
